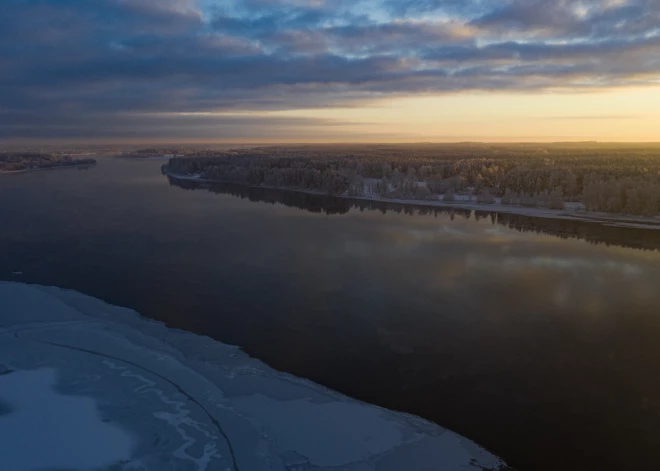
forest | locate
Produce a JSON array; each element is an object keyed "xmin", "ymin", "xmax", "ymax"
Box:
[
  {"xmin": 163, "ymin": 143, "xmax": 660, "ymax": 217},
  {"xmin": 0, "ymin": 153, "xmax": 97, "ymax": 173},
  {"xmin": 121, "ymin": 148, "xmax": 189, "ymax": 158}
]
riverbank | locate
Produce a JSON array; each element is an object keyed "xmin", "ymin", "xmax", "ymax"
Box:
[
  {"xmin": 0, "ymin": 282, "xmax": 507, "ymax": 471},
  {"xmin": 166, "ymin": 172, "xmax": 660, "ymax": 231}
]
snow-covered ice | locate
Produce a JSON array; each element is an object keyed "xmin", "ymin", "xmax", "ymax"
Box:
[
  {"xmin": 0, "ymin": 368, "xmax": 134, "ymax": 471},
  {"xmin": 0, "ymin": 282, "xmax": 507, "ymax": 471}
]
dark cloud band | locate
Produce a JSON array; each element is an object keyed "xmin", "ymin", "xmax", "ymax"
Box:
[{"xmin": 2, "ymin": 0, "xmax": 658, "ymax": 139}]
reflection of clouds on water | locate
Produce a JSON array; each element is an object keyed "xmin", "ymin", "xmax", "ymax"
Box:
[
  {"xmin": 304, "ymin": 206, "xmax": 660, "ymax": 318},
  {"xmin": 456, "ymin": 250, "xmax": 657, "ymax": 316},
  {"xmin": 553, "ymin": 284, "xmax": 570, "ymax": 307},
  {"xmin": 464, "ymin": 253, "xmax": 643, "ymax": 277},
  {"xmin": 343, "ymin": 239, "xmax": 370, "ymax": 258}
]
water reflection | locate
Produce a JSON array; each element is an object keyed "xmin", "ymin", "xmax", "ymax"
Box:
[
  {"xmin": 1, "ymin": 158, "xmax": 660, "ymax": 471},
  {"xmin": 169, "ymin": 177, "xmax": 660, "ymax": 251},
  {"xmin": 161, "ymin": 175, "xmax": 660, "ymax": 471}
]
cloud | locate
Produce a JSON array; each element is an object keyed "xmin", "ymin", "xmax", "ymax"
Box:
[
  {"xmin": 0, "ymin": 109, "xmax": 356, "ymax": 140},
  {"xmin": 2, "ymin": 0, "xmax": 659, "ymax": 139}
]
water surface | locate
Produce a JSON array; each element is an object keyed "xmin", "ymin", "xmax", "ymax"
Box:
[{"xmin": 2, "ymin": 157, "xmax": 660, "ymax": 471}]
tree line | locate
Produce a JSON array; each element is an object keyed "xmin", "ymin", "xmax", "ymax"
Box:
[
  {"xmin": 163, "ymin": 144, "xmax": 660, "ymax": 216},
  {"xmin": 0, "ymin": 153, "xmax": 97, "ymax": 172}
]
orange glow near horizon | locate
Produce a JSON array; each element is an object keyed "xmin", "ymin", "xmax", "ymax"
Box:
[
  {"xmin": 123, "ymin": 86, "xmax": 660, "ymax": 145},
  {"xmin": 266, "ymin": 85, "xmax": 660, "ymax": 143},
  {"xmin": 10, "ymin": 86, "xmax": 659, "ymax": 146}
]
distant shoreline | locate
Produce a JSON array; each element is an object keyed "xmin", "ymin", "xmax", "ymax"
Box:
[
  {"xmin": 116, "ymin": 155, "xmax": 172, "ymax": 160},
  {"xmin": 0, "ymin": 161, "xmax": 96, "ymax": 176},
  {"xmin": 165, "ymin": 172, "xmax": 660, "ymax": 231}
]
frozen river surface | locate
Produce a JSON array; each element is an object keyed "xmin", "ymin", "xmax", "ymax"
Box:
[{"xmin": 0, "ymin": 282, "xmax": 506, "ymax": 471}]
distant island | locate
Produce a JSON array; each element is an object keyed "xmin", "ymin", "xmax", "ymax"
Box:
[
  {"xmin": 0, "ymin": 153, "xmax": 97, "ymax": 174},
  {"xmin": 161, "ymin": 143, "xmax": 660, "ymax": 228}
]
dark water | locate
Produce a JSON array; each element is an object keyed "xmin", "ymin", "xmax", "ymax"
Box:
[{"xmin": 2, "ymin": 157, "xmax": 660, "ymax": 471}]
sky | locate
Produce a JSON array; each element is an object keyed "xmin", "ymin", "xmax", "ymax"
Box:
[{"xmin": 2, "ymin": 0, "xmax": 659, "ymax": 143}]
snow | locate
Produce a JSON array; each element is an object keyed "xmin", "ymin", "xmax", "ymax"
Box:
[
  {"xmin": 0, "ymin": 282, "xmax": 507, "ymax": 470},
  {"xmin": 0, "ymin": 368, "xmax": 134, "ymax": 471},
  {"xmin": 230, "ymin": 395, "xmax": 406, "ymax": 467},
  {"xmin": 169, "ymin": 172, "xmax": 204, "ymax": 180}
]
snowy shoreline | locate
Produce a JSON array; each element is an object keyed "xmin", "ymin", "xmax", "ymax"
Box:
[
  {"xmin": 0, "ymin": 282, "xmax": 507, "ymax": 471},
  {"xmin": 166, "ymin": 172, "xmax": 660, "ymax": 231}
]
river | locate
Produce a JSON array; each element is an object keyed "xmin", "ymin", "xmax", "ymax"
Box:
[{"xmin": 2, "ymin": 156, "xmax": 660, "ymax": 471}]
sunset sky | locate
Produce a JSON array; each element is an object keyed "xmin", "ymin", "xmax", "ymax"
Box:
[{"xmin": 2, "ymin": 0, "xmax": 659, "ymax": 143}]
